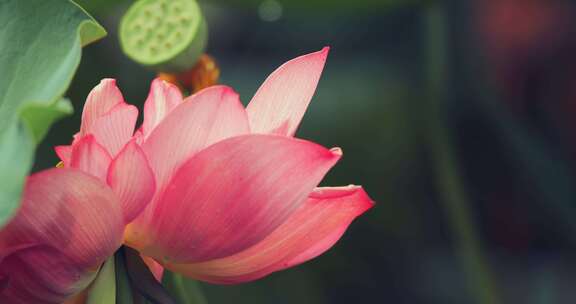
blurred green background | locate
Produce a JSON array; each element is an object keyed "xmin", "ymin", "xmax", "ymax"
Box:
[{"xmin": 34, "ymin": 0, "xmax": 576, "ymax": 303}]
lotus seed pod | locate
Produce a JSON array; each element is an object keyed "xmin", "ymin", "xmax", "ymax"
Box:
[{"xmin": 119, "ymin": 0, "xmax": 208, "ymax": 72}]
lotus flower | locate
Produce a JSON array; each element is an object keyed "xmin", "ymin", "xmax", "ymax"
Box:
[
  {"xmin": 0, "ymin": 84, "xmax": 156, "ymax": 302},
  {"xmin": 68, "ymin": 47, "xmax": 373, "ymax": 284},
  {"xmin": 0, "ymin": 47, "xmax": 372, "ymax": 302},
  {"xmin": 126, "ymin": 47, "xmax": 373, "ymax": 283}
]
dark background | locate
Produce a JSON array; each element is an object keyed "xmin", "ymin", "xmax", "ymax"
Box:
[{"xmin": 35, "ymin": 0, "xmax": 576, "ymax": 303}]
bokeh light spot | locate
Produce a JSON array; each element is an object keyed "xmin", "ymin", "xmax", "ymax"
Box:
[{"xmin": 258, "ymin": 0, "xmax": 283, "ymax": 22}]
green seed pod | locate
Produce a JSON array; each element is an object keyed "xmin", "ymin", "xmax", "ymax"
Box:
[{"xmin": 119, "ymin": 0, "xmax": 208, "ymax": 72}]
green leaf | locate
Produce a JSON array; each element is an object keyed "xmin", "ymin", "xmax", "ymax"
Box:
[
  {"xmin": 86, "ymin": 257, "xmax": 116, "ymax": 304},
  {"xmin": 21, "ymin": 98, "xmax": 74, "ymax": 142},
  {"xmin": 0, "ymin": 121, "xmax": 34, "ymax": 227},
  {"xmin": 163, "ymin": 271, "xmax": 207, "ymax": 304},
  {"xmin": 0, "ymin": 0, "xmax": 106, "ymax": 227}
]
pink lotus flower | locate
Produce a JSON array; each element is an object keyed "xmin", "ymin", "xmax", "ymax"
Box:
[
  {"xmin": 0, "ymin": 47, "xmax": 373, "ymax": 302},
  {"xmin": 124, "ymin": 47, "xmax": 373, "ymax": 283},
  {"xmin": 0, "ymin": 85, "xmax": 156, "ymax": 302}
]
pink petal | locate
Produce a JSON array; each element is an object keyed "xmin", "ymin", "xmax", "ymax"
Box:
[
  {"xmin": 76, "ymin": 79, "xmax": 138, "ymax": 156},
  {"xmin": 80, "ymin": 79, "xmax": 124, "ymax": 136},
  {"xmin": 107, "ymin": 140, "xmax": 156, "ymax": 223},
  {"xmin": 142, "ymin": 255, "xmax": 164, "ymax": 282},
  {"xmin": 0, "ymin": 169, "xmax": 125, "ymax": 302},
  {"xmin": 129, "ymin": 135, "xmax": 341, "ymax": 264},
  {"xmin": 69, "ymin": 135, "xmax": 112, "ymax": 181},
  {"xmin": 0, "ymin": 245, "xmax": 97, "ymax": 303},
  {"xmin": 54, "ymin": 145, "xmax": 72, "ymax": 167},
  {"xmin": 133, "ymin": 129, "xmax": 144, "ymax": 145},
  {"xmin": 141, "ymin": 78, "xmax": 184, "ymax": 139},
  {"xmin": 164, "ymin": 186, "xmax": 373, "ymax": 284},
  {"xmin": 90, "ymin": 103, "xmax": 138, "ymax": 157},
  {"xmin": 142, "ymin": 85, "xmax": 250, "ymax": 190},
  {"xmin": 246, "ymin": 47, "xmax": 329, "ymax": 136},
  {"xmin": 0, "ymin": 168, "xmax": 124, "ymax": 266}
]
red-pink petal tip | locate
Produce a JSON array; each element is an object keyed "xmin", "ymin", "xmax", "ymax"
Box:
[{"xmin": 330, "ymin": 147, "xmax": 343, "ymax": 157}]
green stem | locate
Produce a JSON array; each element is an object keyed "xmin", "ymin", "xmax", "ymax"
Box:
[
  {"xmin": 86, "ymin": 257, "xmax": 116, "ymax": 304},
  {"xmin": 423, "ymin": 4, "xmax": 500, "ymax": 304},
  {"xmin": 162, "ymin": 271, "xmax": 207, "ymax": 304}
]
